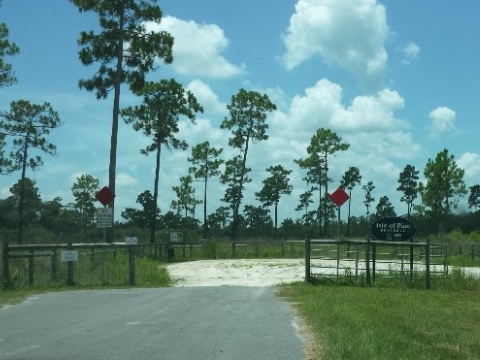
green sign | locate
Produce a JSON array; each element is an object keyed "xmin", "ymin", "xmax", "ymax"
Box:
[{"xmin": 370, "ymin": 217, "xmax": 416, "ymax": 241}]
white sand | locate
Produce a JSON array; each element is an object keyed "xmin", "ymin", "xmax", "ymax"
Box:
[
  {"xmin": 166, "ymin": 258, "xmax": 480, "ymax": 287},
  {"xmin": 166, "ymin": 259, "xmax": 306, "ymax": 287}
]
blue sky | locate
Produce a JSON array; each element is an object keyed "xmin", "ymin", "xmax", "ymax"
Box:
[{"xmin": 1, "ymin": 0, "xmax": 480, "ymax": 224}]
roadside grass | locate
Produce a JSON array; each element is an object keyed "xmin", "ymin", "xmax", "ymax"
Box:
[
  {"xmin": 279, "ymin": 274, "xmax": 480, "ymax": 360},
  {"xmin": 0, "ymin": 254, "xmax": 171, "ymax": 307}
]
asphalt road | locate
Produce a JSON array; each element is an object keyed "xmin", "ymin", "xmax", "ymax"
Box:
[{"xmin": 0, "ymin": 287, "xmax": 305, "ymax": 360}]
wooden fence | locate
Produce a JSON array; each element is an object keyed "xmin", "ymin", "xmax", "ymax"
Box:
[
  {"xmin": 305, "ymin": 238, "xmax": 440, "ymax": 288},
  {"xmin": 2, "ymin": 237, "xmax": 479, "ymax": 289},
  {"xmin": 2, "ymin": 240, "xmax": 137, "ymax": 288}
]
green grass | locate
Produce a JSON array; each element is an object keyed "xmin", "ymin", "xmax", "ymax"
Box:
[
  {"xmin": 0, "ymin": 253, "xmax": 172, "ymax": 307},
  {"xmin": 279, "ymin": 279, "xmax": 480, "ymax": 360}
]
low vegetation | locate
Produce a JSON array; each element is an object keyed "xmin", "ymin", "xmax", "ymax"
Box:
[
  {"xmin": 279, "ymin": 273, "xmax": 480, "ymax": 360},
  {"xmin": 0, "ymin": 252, "xmax": 171, "ymax": 307}
]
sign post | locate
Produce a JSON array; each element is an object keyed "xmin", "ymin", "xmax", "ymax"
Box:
[
  {"xmin": 329, "ymin": 187, "xmax": 350, "ymax": 239},
  {"xmin": 95, "ymin": 187, "xmax": 115, "ymax": 284},
  {"xmin": 95, "ymin": 186, "xmax": 115, "ymax": 242}
]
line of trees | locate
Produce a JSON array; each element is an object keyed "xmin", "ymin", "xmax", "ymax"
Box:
[
  {"xmin": 1, "ymin": 1, "xmax": 479, "ymax": 244},
  {"xmin": 0, "ymin": 3, "xmax": 62, "ymax": 244},
  {"xmin": 1, "ymin": 133, "xmax": 479, "ymax": 242}
]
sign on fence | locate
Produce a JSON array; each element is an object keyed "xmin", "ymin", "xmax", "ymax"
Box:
[
  {"xmin": 125, "ymin": 236, "xmax": 138, "ymax": 245},
  {"xmin": 370, "ymin": 217, "xmax": 416, "ymax": 241},
  {"xmin": 169, "ymin": 232, "xmax": 184, "ymax": 243},
  {"xmin": 61, "ymin": 250, "xmax": 79, "ymax": 262}
]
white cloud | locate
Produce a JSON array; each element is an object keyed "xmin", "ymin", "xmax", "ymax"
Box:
[
  {"xmin": 116, "ymin": 173, "xmax": 137, "ymax": 187},
  {"xmin": 428, "ymin": 106, "xmax": 456, "ymax": 137},
  {"xmin": 186, "ymin": 79, "xmax": 228, "ymax": 115},
  {"xmin": 281, "ymin": 0, "xmax": 389, "ymax": 90},
  {"xmin": 331, "ymin": 88, "xmax": 405, "ymax": 131},
  {"xmin": 457, "ymin": 152, "xmax": 480, "ymax": 180},
  {"xmin": 402, "ymin": 42, "xmax": 420, "ymax": 64},
  {"xmin": 147, "ymin": 16, "xmax": 245, "ymax": 78},
  {"xmin": 273, "ymin": 79, "xmax": 407, "ymax": 137}
]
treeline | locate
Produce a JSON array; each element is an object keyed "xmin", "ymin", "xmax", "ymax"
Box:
[
  {"xmin": 0, "ymin": 170, "xmax": 479, "ymax": 244},
  {"xmin": 1, "ymin": 1, "xmax": 479, "ymax": 245}
]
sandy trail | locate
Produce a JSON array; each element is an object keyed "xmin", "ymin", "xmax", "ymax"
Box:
[
  {"xmin": 166, "ymin": 258, "xmax": 480, "ymax": 287},
  {"xmin": 166, "ymin": 259, "xmax": 306, "ymax": 287}
]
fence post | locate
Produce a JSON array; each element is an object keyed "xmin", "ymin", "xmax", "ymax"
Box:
[
  {"xmin": 425, "ymin": 239, "xmax": 430, "ymax": 289},
  {"xmin": 2, "ymin": 239, "xmax": 10, "ymax": 289},
  {"xmin": 67, "ymin": 239, "xmax": 74, "ymax": 286},
  {"xmin": 128, "ymin": 246, "xmax": 136, "ymax": 286},
  {"xmin": 372, "ymin": 243, "xmax": 376, "ymax": 282},
  {"xmin": 28, "ymin": 250, "xmax": 34, "ymax": 286},
  {"xmin": 305, "ymin": 236, "xmax": 311, "ymax": 283},
  {"xmin": 281, "ymin": 241, "xmax": 285, "ymax": 258},
  {"xmin": 90, "ymin": 247, "xmax": 96, "ymax": 271},
  {"xmin": 365, "ymin": 237, "xmax": 371, "ymax": 286},
  {"xmin": 410, "ymin": 238, "xmax": 414, "ymax": 284},
  {"xmin": 51, "ymin": 250, "xmax": 57, "ymax": 281}
]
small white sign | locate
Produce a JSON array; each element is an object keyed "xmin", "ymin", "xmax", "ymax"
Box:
[
  {"xmin": 125, "ymin": 236, "xmax": 138, "ymax": 245},
  {"xmin": 61, "ymin": 250, "xmax": 78, "ymax": 262},
  {"xmin": 97, "ymin": 208, "xmax": 113, "ymax": 228},
  {"xmin": 169, "ymin": 232, "xmax": 183, "ymax": 243}
]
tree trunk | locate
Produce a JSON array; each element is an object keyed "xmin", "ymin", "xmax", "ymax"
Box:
[
  {"xmin": 346, "ymin": 190, "xmax": 352, "ymax": 237},
  {"xmin": 232, "ymin": 133, "xmax": 251, "ymax": 240},
  {"xmin": 317, "ymin": 183, "xmax": 322, "ymax": 237},
  {"xmin": 107, "ymin": 3, "xmax": 125, "ymax": 242},
  {"xmin": 151, "ymin": 143, "xmax": 162, "ymax": 244},
  {"xmin": 17, "ymin": 133, "xmax": 30, "ymax": 244},
  {"xmin": 274, "ymin": 202, "xmax": 278, "ymax": 240},
  {"xmin": 203, "ymin": 174, "xmax": 208, "ymax": 239}
]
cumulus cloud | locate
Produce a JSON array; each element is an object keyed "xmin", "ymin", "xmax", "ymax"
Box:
[
  {"xmin": 147, "ymin": 16, "xmax": 245, "ymax": 78},
  {"xmin": 267, "ymin": 79, "xmax": 420, "ymax": 189},
  {"xmin": 402, "ymin": 42, "xmax": 420, "ymax": 64},
  {"xmin": 186, "ymin": 79, "xmax": 228, "ymax": 115},
  {"xmin": 457, "ymin": 152, "xmax": 480, "ymax": 180},
  {"xmin": 274, "ymin": 79, "xmax": 407, "ymax": 137},
  {"xmin": 116, "ymin": 173, "xmax": 138, "ymax": 187},
  {"xmin": 428, "ymin": 106, "xmax": 456, "ymax": 137},
  {"xmin": 281, "ymin": 0, "xmax": 389, "ymax": 90},
  {"xmin": 331, "ymin": 88, "xmax": 405, "ymax": 131}
]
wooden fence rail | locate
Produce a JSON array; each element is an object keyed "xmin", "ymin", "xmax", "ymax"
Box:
[
  {"xmin": 304, "ymin": 238, "xmax": 433, "ymax": 289},
  {"xmin": 2, "ymin": 240, "xmax": 137, "ymax": 288}
]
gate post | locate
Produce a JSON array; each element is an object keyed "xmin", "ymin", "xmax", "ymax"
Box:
[
  {"xmin": 51, "ymin": 249, "xmax": 57, "ymax": 281},
  {"xmin": 128, "ymin": 245, "xmax": 136, "ymax": 286},
  {"xmin": 425, "ymin": 239, "xmax": 430, "ymax": 289},
  {"xmin": 2, "ymin": 239, "xmax": 10, "ymax": 289},
  {"xmin": 28, "ymin": 250, "xmax": 34, "ymax": 286},
  {"xmin": 365, "ymin": 237, "xmax": 371, "ymax": 286},
  {"xmin": 305, "ymin": 236, "xmax": 311, "ymax": 283},
  {"xmin": 67, "ymin": 239, "xmax": 74, "ymax": 286}
]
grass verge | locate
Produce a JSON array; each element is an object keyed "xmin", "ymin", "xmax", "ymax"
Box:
[
  {"xmin": 279, "ymin": 280, "xmax": 480, "ymax": 360},
  {"xmin": 0, "ymin": 256, "xmax": 172, "ymax": 307}
]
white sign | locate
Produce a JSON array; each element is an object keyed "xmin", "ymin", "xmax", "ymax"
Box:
[
  {"xmin": 169, "ymin": 232, "xmax": 183, "ymax": 243},
  {"xmin": 97, "ymin": 208, "xmax": 113, "ymax": 228},
  {"xmin": 61, "ymin": 250, "xmax": 78, "ymax": 262},
  {"xmin": 125, "ymin": 236, "xmax": 138, "ymax": 245}
]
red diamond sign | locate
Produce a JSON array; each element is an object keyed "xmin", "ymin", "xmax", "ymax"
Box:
[
  {"xmin": 95, "ymin": 186, "xmax": 115, "ymax": 207},
  {"xmin": 330, "ymin": 187, "xmax": 350, "ymax": 207}
]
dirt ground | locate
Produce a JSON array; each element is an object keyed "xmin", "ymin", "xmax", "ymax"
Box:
[
  {"xmin": 166, "ymin": 258, "xmax": 306, "ymax": 287},
  {"xmin": 166, "ymin": 258, "xmax": 480, "ymax": 287}
]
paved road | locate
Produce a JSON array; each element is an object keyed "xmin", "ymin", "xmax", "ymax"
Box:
[{"xmin": 0, "ymin": 287, "xmax": 304, "ymax": 359}]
